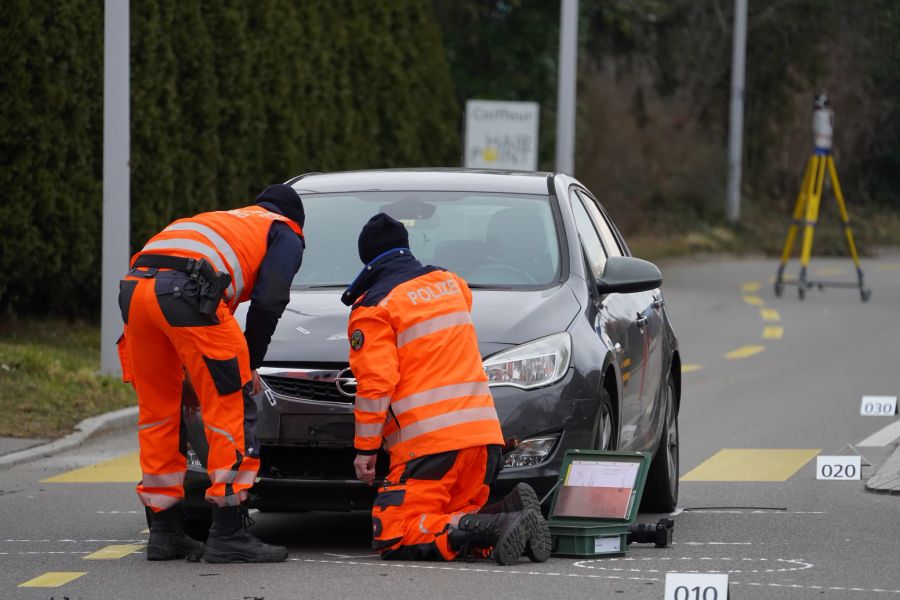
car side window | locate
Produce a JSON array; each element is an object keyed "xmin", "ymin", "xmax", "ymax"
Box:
[
  {"xmin": 577, "ymin": 190, "xmax": 623, "ymax": 258},
  {"xmin": 568, "ymin": 189, "xmax": 608, "ymax": 278}
]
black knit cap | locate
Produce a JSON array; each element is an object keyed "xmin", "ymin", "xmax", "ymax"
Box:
[
  {"xmin": 255, "ymin": 184, "xmax": 305, "ymax": 228},
  {"xmin": 358, "ymin": 213, "xmax": 409, "ymax": 264}
]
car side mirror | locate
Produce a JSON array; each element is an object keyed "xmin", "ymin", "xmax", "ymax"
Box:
[{"xmin": 596, "ymin": 256, "xmax": 662, "ymax": 294}]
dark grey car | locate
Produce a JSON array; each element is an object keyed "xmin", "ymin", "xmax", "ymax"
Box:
[{"xmin": 181, "ymin": 169, "xmax": 681, "ymax": 529}]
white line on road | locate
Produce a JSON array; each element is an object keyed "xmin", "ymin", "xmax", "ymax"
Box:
[{"xmin": 858, "ymin": 420, "xmax": 900, "ymax": 447}]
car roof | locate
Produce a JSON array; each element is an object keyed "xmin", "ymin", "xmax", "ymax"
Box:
[{"xmin": 288, "ymin": 168, "xmax": 553, "ymax": 195}]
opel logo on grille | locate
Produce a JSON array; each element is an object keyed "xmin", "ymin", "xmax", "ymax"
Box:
[{"xmin": 335, "ymin": 368, "xmax": 357, "ymax": 398}]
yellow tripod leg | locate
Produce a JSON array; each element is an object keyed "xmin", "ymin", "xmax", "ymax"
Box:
[
  {"xmin": 775, "ymin": 155, "xmax": 814, "ymax": 296},
  {"xmin": 797, "ymin": 155, "xmax": 826, "ymax": 299},
  {"xmin": 827, "ymin": 155, "xmax": 870, "ymax": 301}
]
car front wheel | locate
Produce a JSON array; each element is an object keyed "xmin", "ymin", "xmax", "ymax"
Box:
[{"xmin": 640, "ymin": 372, "xmax": 678, "ymax": 512}]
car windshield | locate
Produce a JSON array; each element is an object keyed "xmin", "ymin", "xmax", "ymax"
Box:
[{"xmin": 293, "ymin": 191, "xmax": 560, "ymax": 288}]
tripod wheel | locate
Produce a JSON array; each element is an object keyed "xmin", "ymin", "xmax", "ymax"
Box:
[
  {"xmin": 861, "ymin": 288, "xmax": 872, "ymax": 303},
  {"xmin": 774, "ymin": 282, "xmax": 783, "ymax": 297}
]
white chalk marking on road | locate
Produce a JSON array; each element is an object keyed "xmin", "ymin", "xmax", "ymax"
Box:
[
  {"xmin": 2, "ymin": 539, "xmax": 145, "ymax": 543},
  {"xmin": 95, "ymin": 510, "xmax": 142, "ymax": 514},
  {"xmin": 575, "ymin": 557, "xmax": 813, "ymax": 575},
  {"xmin": 676, "ymin": 542, "xmax": 752, "ymax": 546},
  {"xmin": 669, "ymin": 508, "xmax": 684, "ymax": 517},
  {"xmin": 858, "ymin": 420, "xmax": 900, "ymax": 447},
  {"xmin": 323, "ymin": 552, "xmax": 379, "ymax": 559}
]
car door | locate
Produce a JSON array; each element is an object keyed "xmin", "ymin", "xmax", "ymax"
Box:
[
  {"xmin": 567, "ymin": 187, "xmax": 644, "ymax": 451},
  {"xmin": 577, "ymin": 189, "xmax": 665, "ymax": 451}
]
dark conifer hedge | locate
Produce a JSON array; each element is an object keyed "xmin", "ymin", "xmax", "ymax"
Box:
[{"xmin": 0, "ymin": 0, "xmax": 460, "ymax": 316}]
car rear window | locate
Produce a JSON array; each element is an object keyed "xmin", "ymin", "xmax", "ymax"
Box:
[{"xmin": 293, "ymin": 191, "xmax": 560, "ymax": 288}]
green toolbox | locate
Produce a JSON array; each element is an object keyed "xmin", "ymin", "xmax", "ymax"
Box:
[{"xmin": 547, "ymin": 449, "xmax": 651, "ymax": 557}]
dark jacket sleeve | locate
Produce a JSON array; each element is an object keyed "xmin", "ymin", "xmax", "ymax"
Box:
[{"xmin": 244, "ymin": 222, "xmax": 304, "ymax": 370}]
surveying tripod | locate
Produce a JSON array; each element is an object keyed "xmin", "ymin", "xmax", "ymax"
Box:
[{"xmin": 774, "ymin": 147, "xmax": 870, "ymax": 302}]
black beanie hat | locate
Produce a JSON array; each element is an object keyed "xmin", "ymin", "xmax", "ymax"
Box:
[
  {"xmin": 255, "ymin": 184, "xmax": 305, "ymax": 228},
  {"xmin": 358, "ymin": 213, "xmax": 409, "ymax": 264}
]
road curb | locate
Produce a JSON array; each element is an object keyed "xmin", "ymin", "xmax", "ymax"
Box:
[
  {"xmin": 866, "ymin": 442, "xmax": 900, "ymax": 494},
  {"xmin": 0, "ymin": 406, "xmax": 138, "ymax": 470}
]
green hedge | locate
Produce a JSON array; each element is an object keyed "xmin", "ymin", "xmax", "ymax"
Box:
[{"xmin": 0, "ymin": 0, "xmax": 459, "ymax": 316}]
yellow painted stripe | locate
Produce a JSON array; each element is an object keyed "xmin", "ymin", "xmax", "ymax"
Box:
[
  {"xmin": 741, "ymin": 282, "xmax": 760, "ymax": 292},
  {"xmin": 875, "ymin": 263, "xmax": 900, "ymax": 272},
  {"xmin": 762, "ymin": 325, "xmax": 784, "ymax": 339},
  {"xmin": 43, "ymin": 452, "xmax": 140, "ymax": 483},
  {"xmin": 83, "ymin": 544, "xmax": 145, "ymax": 560},
  {"xmin": 742, "ymin": 295, "xmax": 764, "ymax": 306},
  {"xmin": 622, "ymin": 372, "xmax": 631, "ymax": 382},
  {"xmin": 724, "ymin": 345, "xmax": 765, "ymax": 359},
  {"xmin": 759, "ymin": 308, "xmax": 780, "ymax": 322},
  {"xmin": 621, "ymin": 358, "xmax": 631, "ymax": 368},
  {"xmin": 681, "ymin": 449, "xmax": 820, "ymax": 482},
  {"xmin": 681, "ymin": 364, "xmax": 703, "ymax": 373},
  {"xmin": 19, "ymin": 572, "xmax": 86, "ymax": 588},
  {"xmin": 814, "ymin": 266, "xmax": 846, "ymax": 277}
]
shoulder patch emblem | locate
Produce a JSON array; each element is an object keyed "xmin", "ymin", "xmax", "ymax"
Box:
[{"xmin": 350, "ymin": 329, "xmax": 365, "ymax": 351}]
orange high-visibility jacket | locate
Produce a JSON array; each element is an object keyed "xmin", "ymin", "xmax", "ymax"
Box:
[
  {"xmin": 348, "ymin": 268, "xmax": 504, "ymax": 465},
  {"xmin": 133, "ymin": 205, "xmax": 303, "ymax": 311}
]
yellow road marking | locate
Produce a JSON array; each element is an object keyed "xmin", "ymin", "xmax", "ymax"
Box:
[
  {"xmin": 814, "ymin": 266, "xmax": 846, "ymax": 277},
  {"xmin": 741, "ymin": 282, "xmax": 760, "ymax": 292},
  {"xmin": 874, "ymin": 263, "xmax": 900, "ymax": 272},
  {"xmin": 742, "ymin": 295, "xmax": 764, "ymax": 306},
  {"xmin": 19, "ymin": 572, "xmax": 86, "ymax": 588},
  {"xmin": 43, "ymin": 452, "xmax": 141, "ymax": 483},
  {"xmin": 681, "ymin": 364, "xmax": 703, "ymax": 373},
  {"xmin": 84, "ymin": 544, "xmax": 145, "ymax": 560},
  {"xmin": 759, "ymin": 308, "xmax": 780, "ymax": 322},
  {"xmin": 724, "ymin": 345, "xmax": 765, "ymax": 359},
  {"xmin": 681, "ymin": 449, "xmax": 820, "ymax": 482},
  {"xmin": 762, "ymin": 325, "xmax": 784, "ymax": 339}
]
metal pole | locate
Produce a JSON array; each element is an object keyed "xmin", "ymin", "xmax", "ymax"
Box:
[
  {"xmin": 555, "ymin": 0, "xmax": 578, "ymax": 175},
  {"xmin": 101, "ymin": 0, "xmax": 130, "ymax": 374},
  {"xmin": 726, "ymin": 0, "xmax": 748, "ymax": 224}
]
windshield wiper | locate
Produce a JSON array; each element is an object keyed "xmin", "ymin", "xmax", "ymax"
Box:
[
  {"xmin": 298, "ymin": 284, "xmax": 347, "ymax": 289},
  {"xmin": 467, "ymin": 284, "xmax": 513, "ymax": 290}
]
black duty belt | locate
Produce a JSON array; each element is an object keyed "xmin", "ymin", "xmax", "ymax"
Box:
[{"xmin": 132, "ymin": 254, "xmax": 232, "ymax": 317}]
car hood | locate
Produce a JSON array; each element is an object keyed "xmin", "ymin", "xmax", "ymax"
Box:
[{"xmin": 238, "ymin": 284, "xmax": 581, "ymax": 364}]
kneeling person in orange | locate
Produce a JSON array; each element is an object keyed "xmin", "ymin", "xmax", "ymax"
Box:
[
  {"xmin": 344, "ymin": 214, "xmax": 551, "ymax": 565},
  {"xmin": 118, "ymin": 184, "xmax": 306, "ymax": 563}
]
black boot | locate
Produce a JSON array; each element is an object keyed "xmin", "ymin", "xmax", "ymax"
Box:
[
  {"xmin": 478, "ymin": 483, "xmax": 551, "ymax": 563},
  {"xmin": 203, "ymin": 505, "xmax": 287, "ymax": 563},
  {"xmin": 146, "ymin": 506, "xmax": 206, "ymax": 562},
  {"xmin": 448, "ymin": 509, "xmax": 545, "ymax": 566}
]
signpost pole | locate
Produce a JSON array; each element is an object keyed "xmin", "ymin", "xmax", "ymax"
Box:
[
  {"xmin": 555, "ymin": 0, "xmax": 579, "ymax": 175},
  {"xmin": 100, "ymin": 0, "xmax": 130, "ymax": 374},
  {"xmin": 726, "ymin": 0, "xmax": 748, "ymax": 224}
]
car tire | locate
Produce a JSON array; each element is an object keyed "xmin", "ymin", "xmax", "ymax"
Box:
[
  {"xmin": 593, "ymin": 386, "xmax": 617, "ymax": 451},
  {"xmin": 640, "ymin": 372, "xmax": 678, "ymax": 513}
]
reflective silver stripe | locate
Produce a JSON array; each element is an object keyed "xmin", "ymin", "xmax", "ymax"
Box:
[
  {"xmin": 355, "ymin": 395, "xmax": 390, "ymax": 414},
  {"xmin": 210, "ymin": 469, "xmax": 256, "ymax": 486},
  {"xmin": 356, "ymin": 421, "xmax": 385, "ymax": 439},
  {"xmin": 141, "ymin": 471, "xmax": 185, "ymax": 488},
  {"xmin": 384, "ymin": 406, "xmax": 498, "ymax": 449},
  {"xmin": 205, "ymin": 423, "xmax": 235, "ymax": 444},
  {"xmin": 392, "ymin": 381, "xmax": 490, "ymax": 417},
  {"xmin": 206, "ymin": 491, "xmax": 247, "ymax": 507},
  {"xmin": 164, "ymin": 222, "xmax": 245, "ymax": 302},
  {"xmin": 418, "ymin": 515, "xmax": 429, "ymax": 534},
  {"xmin": 138, "ymin": 491, "xmax": 181, "ymax": 510},
  {"xmin": 396, "ymin": 311, "xmax": 472, "ymax": 348},
  {"xmin": 138, "ymin": 417, "xmax": 171, "ymax": 431},
  {"xmin": 140, "ymin": 238, "xmax": 236, "ymax": 301}
]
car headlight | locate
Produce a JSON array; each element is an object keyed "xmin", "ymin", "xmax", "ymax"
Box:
[
  {"xmin": 483, "ymin": 332, "xmax": 571, "ymax": 390},
  {"xmin": 503, "ymin": 435, "xmax": 560, "ymax": 468}
]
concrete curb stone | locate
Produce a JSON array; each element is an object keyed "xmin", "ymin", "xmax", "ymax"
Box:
[{"xmin": 0, "ymin": 405, "xmax": 138, "ymax": 470}]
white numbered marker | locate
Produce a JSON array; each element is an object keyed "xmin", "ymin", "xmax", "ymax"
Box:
[
  {"xmin": 860, "ymin": 396, "xmax": 897, "ymax": 416},
  {"xmin": 665, "ymin": 573, "xmax": 729, "ymax": 600},
  {"xmin": 816, "ymin": 455, "xmax": 861, "ymax": 480}
]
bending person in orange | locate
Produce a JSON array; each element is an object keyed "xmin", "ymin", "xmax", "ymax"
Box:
[
  {"xmin": 344, "ymin": 213, "xmax": 551, "ymax": 565},
  {"xmin": 118, "ymin": 184, "xmax": 305, "ymax": 563}
]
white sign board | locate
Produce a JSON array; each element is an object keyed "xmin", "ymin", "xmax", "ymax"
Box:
[
  {"xmin": 465, "ymin": 100, "xmax": 539, "ymax": 171},
  {"xmin": 816, "ymin": 455, "xmax": 861, "ymax": 480},
  {"xmin": 860, "ymin": 395, "xmax": 897, "ymax": 416},
  {"xmin": 664, "ymin": 573, "xmax": 729, "ymax": 600}
]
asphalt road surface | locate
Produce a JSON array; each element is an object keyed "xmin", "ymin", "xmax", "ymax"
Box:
[{"xmin": 3, "ymin": 255, "xmax": 900, "ymax": 600}]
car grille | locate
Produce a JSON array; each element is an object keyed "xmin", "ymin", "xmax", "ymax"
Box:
[{"xmin": 260, "ymin": 370, "xmax": 355, "ymax": 404}]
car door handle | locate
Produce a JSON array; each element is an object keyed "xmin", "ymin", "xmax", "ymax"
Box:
[
  {"xmin": 651, "ymin": 294, "xmax": 665, "ymax": 310},
  {"xmin": 633, "ymin": 312, "xmax": 648, "ymax": 327}
]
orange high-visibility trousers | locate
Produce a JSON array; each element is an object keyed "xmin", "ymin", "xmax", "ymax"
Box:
[
  {"xmin": 118, "ymin": 269, "xmax": 259, "ymax": 511},
  {"xmin": 372, "ymin": 445, "xmax": 502, "ymax": 560}
]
